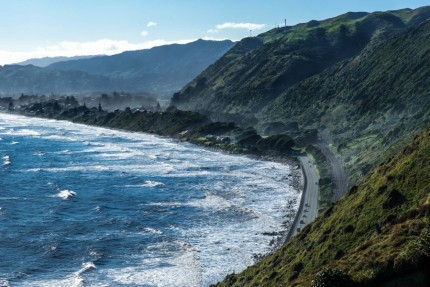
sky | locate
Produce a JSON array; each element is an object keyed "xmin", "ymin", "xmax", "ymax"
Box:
[{"xmin": 0, "ymin": 0, "xmax": 429, "ymax": 65}]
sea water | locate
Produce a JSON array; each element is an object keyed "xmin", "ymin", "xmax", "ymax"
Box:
[{"xmin": 0, "ymin": 113, "xmax": 301, "ymax": 287}]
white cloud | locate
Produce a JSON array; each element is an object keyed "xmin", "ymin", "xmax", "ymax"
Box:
[
  {"xmin": 207, "ymin": 29, "xmax": 219, "ymax": 34},
  {"xmin": 0, "ymin": 38, "xmax": 195, "ymax": 65},
  {"xmin": 147, "ymin": 21, "xmax": 157, "ymax": 27},
  {"xmin": 216, "ymin": 22, "xmax": 266, "ymax": 30},
  {"xmin": 202, "ymin": 36, "xmax": 235, "ymax": 41},
  {"xmin": 141, "ymin": 30, "xmax": 149, "ymax": 37}
]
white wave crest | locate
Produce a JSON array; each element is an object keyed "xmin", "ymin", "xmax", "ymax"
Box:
[
  {"xmin": 2, "ymin": 155, "xmax": 11, "ymax": 166},
  {"xmin": 76, "ymin": 262, "xmax": 96, "ymax": 276},
  {"xmin": 54, "ymin": 190, "xmax": 76, "ymax": 200},
  {"xmin": 143, "ymin": 227, "xmax": 163, "ymax": 235},
  {"xmin": 142, "ymin": 180, "xmax": 165, "ymax": 187}
]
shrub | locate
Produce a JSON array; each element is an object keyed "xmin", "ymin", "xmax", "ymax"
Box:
[
  {"xmin": 311, "ymin": 268, "xmax": 354, "ymax": 287},
  {"xmin": 414, "ymin": 228, "xmax": 430, "ymax": 257}
]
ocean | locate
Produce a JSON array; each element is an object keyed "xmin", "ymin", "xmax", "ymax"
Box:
[{"xmin": 0, "ymin": 113, "xmax": 300, "ymax": 287}]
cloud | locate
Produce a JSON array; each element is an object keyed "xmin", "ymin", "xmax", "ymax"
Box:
[
  {"xmin": 0, "ymin": 38, "xmax": 195, "ymax": 65},
  {"xmin": 207, "ymin": 29, "xmax": 219, "ymax": 34},
  {"xmin": 147, "ymin": 21, "xmax": 157, "ymax": 27},
  {"xmin": 202, "ymin": 36, "xmax": 235, "ymax": 41},
  {"xmin": 141, "ymin": 30, "xmax": 149, "ymax": 37},
  {"xmin": 216, "ymin": 22, "xmax": 266, "ymax": 30}
]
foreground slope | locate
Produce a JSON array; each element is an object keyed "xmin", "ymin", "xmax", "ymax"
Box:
[{"xmin": 215, "ymin": 125, "xmax": 430, "ymax": 287}]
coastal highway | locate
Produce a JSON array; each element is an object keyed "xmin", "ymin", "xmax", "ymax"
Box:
[
  {"xmin": 317, "ymin": 130, "xmax": 348, "ymax": 202},
  {"xmin": 286, "ymin": 155, "xmax": 319, "ymax": 240}
]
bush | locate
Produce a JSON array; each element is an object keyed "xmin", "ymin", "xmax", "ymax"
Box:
[
  {"xmin": 414, "ymin": 228, "xmax": 430, "ymax": 257},
  {"xmin": 311, "ymin": 268, "xmax": 354, "ymax": 287}
]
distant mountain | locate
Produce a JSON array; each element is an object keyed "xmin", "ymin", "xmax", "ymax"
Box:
[
  {"xmin": 0, "ymin": 39, "xmax": 235, "ymax": 97},
  {"xmin": 48, "ymin": 39, "xmax": 235, "ymax": 97},
  {"xmin": 0, "ymin": 64, "xmax": 114, "ymax": 94},
  {"xmin": 16, "ymin": 55, "xmax": 98, "ymax": 67}
]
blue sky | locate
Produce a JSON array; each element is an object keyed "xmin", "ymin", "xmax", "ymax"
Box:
[{"xmin": 0, "ymin": 0, "xmax": 429, "ymax": 64}]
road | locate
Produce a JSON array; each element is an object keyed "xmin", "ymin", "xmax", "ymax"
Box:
[
  {"xmin": 317, "ymin": 130, "xmax": 348, "ymax": 202},
  {"xmin": 286, "ymin": 155, "xmax": 319, "ymax": 240}
]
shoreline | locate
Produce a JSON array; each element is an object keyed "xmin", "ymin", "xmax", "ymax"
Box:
[{"xmin": 1, "ymin": 106, "xmax": 311, "ymax": 281}]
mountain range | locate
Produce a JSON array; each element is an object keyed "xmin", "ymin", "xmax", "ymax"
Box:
[
  {"xmin": 0, "ymin": 39, "xmax": 234, "ymax": 97},
  {"xmin": 16, "ymin": 55, "xmax": 97, "ymax": 67}
]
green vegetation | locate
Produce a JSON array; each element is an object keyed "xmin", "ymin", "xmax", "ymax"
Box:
[
  {"xmin": 172, "ymin": 6, "xmax": 430, "ymax": 188},
  {"xmin": 172, "ymin": 8, "xmax": 428, "ymax": 116},
  {"xmin": 305, "ymin": 145, "xmax": 332, "ymax": 212},
  {"xmin": 262, "ymin": 19, "xmax": 430, "ymax": 185},
  {"xmin": 2, "ymin": 100, "xmax": 298, "ymax": 162},
  {"xmin": 214, "ymin": 124, "xmax": 430, "ymax": 287}
]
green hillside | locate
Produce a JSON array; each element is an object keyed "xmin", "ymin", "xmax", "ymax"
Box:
[
  {"xmin": 171, "ymin": 7, "xmax": 430, "ymax": 119},
  {"xmin": 172, "ymin": 7, "xmax": 430, "ymax": 185},
  {"xmin": 260, "ymin": 19, "xmax": 430, "ymax": 184},
  {"xmin": 214, "ymin": 124, "xmax": 430, "ymax": 287}
]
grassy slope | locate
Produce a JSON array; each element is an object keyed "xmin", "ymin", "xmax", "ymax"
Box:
[
  {"xmin": 260, "ymin": 19, "xmax": 430, "ymax": 185},
  {"xmin": 171, "ymin": 7, "xmax": 430, "ymax": 187},
  {"xmin": 214, "ymin": 124, "xmax": 430, "ymax": 287},
  {"xmin": 171, "ymin": 7, "xmax": 430, "ymax": 120}
]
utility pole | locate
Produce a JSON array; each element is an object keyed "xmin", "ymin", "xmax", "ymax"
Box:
[
  {"xmin": 285, "ymin": 18, "xmax": 287, "ymax": 27},
  {"xmin": 250, "ymin": 30, "xmax": 252, "ymax": 37}
]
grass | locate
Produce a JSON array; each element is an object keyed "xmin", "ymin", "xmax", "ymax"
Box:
[{"xmin": 214, "ymin": 125, "xmax": 430, "ymax": 287}]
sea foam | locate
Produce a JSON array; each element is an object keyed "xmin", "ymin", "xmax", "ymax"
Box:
[
  {"xmin": 2, "ymin": 155, "xmax": 11, "ymax": 166},
  {"xmin": 54, "ymin": 190, "xmax": 77, "ymax": 200}
]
